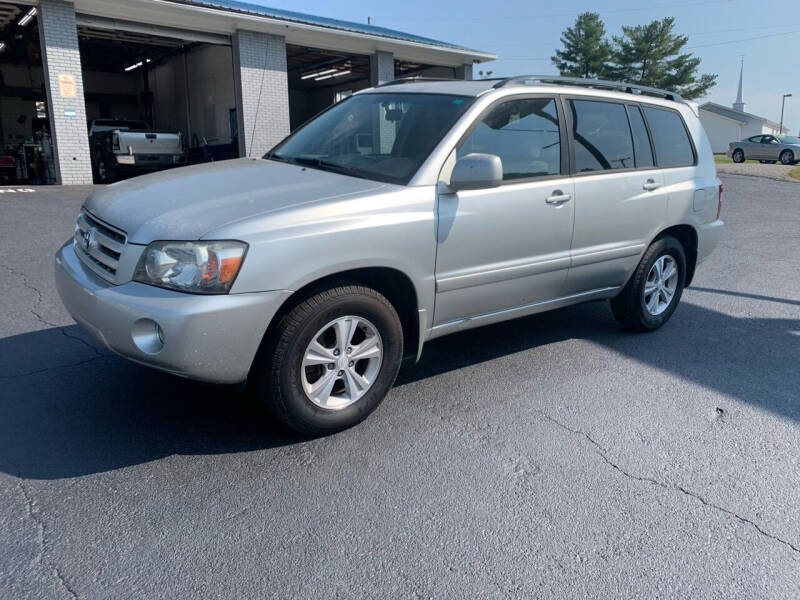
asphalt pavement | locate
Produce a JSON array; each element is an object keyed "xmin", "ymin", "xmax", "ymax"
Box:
[{"xmin": 1, "ymin": 174, "xmax": 799, "ymax": 599}]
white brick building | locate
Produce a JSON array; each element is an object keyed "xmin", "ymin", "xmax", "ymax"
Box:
[{"xmin": 0, "ymin": 0, "xmax": 494, "ymax": 184}]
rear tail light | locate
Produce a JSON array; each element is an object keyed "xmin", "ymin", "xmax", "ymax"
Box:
[
  {"xmin": 716, "ymin": 177, "xmax": 723, "ymax": 219},
  {"xmin": 111, "ymin": 132, "xmax": 120, "ymax": 151}
]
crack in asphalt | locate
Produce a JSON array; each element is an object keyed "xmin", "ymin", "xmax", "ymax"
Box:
[
  {"xmin": 533, "ymin": 408, "xmax": 800, "ymax": 556},
  {"xmin": 18, "ymin": 481, "xmax": 80, "ymax": 599},
  {"xmin": 1, "ymin": 263, "xmax": 113, "ymax": 380},
  {"xmin": 0, "ymin": 356, "xmax": 112, "ymax": 380}
]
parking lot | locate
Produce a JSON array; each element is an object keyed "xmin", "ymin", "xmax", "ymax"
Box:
[{"xmin": 1, "ymin": 174, "xmax": 799, "ymax": 598}]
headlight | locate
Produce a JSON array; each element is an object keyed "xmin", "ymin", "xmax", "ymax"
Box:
[{"xmin": 133, "ymin": 240, "xmax": 248, "ymax": 294}]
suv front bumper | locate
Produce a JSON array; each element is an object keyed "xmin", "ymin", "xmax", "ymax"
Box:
[{"xmin": 55, "ymin": 241, "xmax": 291, "ymax": 384}]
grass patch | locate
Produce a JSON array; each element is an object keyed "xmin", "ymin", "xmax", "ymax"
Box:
[
  {"xmin": 789, "ymin": 166, "xmax": 800, "ymax": 181},
  {"xmin": 714, "ymin": 153, "xmax": 758, "ymax": 164}
]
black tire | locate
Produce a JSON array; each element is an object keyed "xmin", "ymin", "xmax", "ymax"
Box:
[
  {"xmin": 96, "ymin": 156, "xmax": 116, "ymax": 183},
  {"xmin": 254, "ymin": 284, "xmax": 403, "ymax": 435},
  {"xmin": 610, "ymin": 236, "xmax": 687, "ymax": 332},
  {"xmin": 731, "ymin": 149, "xmax": 745, "ymax": 163},
  {"xmin": 780, "ymin": 150, "xmax": 795, "ymax": 165}
]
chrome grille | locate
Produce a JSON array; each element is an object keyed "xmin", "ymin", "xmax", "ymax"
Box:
[{"xmin": 73, "ymin": 210, "xmax": 127, "ymax": 282}]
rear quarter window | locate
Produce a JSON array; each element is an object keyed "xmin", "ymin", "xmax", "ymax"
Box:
[{"xmin": 642, "ymin": 106, "xmax": 695, "ymax": 168}]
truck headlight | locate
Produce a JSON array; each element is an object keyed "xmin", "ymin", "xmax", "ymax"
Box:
[{"xmin": 133, "ymin": 240, "xmax": 248, "ymax": 294}]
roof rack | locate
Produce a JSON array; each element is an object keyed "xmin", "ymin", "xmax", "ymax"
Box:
[
  {"xmin": 376, "ymin": 77, "xmax": 465, "ymax": 88},
  {"xmin": 492, "ymin": 75, "xmax": 685, "ymax": 103}
]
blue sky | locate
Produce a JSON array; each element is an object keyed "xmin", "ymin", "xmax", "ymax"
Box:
[{"xmin": 249, "ymin": 0, "xmax": 800, "ymax": 133}]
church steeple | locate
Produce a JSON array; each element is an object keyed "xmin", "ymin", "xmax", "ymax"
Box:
[{"xmin": 733, "ymin": 58, "xmax": 745, "ymax": 112}]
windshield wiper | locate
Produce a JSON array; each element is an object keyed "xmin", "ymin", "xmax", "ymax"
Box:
[{"xmin": 288, "ymin": 156, "xmax": 368, "ymax": 179}]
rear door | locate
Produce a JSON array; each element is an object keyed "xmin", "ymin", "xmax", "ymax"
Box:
[
  {"xmin": 745, "ymin": 135, "xmax": 764, "ymax": 159},
  {"xmin": 562, "ymin": 98, "xmax": 668, "ymax": 295}
]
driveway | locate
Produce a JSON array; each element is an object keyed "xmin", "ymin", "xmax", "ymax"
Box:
[{"xmin": 1, "ymin": 175, "xmax": 799, "ymax": 598}]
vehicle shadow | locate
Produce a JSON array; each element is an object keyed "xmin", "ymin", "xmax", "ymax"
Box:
[
  {"xmin": 399, "ymin": 294, "xmax": 800, "ymax": 420},
  {"xmin": 0, "ymin": 325, "xmax": 304, "ymax": 480},
  {"xmin": 0, "ymin": 292, "xmax": 797, "ymax": 479}
]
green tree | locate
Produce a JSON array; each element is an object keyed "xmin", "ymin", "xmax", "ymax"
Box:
[
  {"xmin": 608, "ymin": 17, "xmax": 716, "ymax": 99},
  {"xmin": 551, "ymin": 12, "xmax": 612, "ymax": 79}
]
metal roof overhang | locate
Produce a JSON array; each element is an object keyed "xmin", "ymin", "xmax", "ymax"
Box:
[{"xmin": 68, "ymin": 0, "xmax": 496, "ymax": 67}]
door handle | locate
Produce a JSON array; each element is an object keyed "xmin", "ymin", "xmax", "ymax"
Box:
[
  {"xmin": 643, "ymin": 179, "xmax": 662, "ymax": 191},
  {"xmin": 545, "ymin": 191, "xmax": 572, "ymax": 205}
]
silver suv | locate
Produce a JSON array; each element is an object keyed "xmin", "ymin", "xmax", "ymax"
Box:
[{"xmin": 56, "ymin": 76, "xmax": 723, "ymax": 434}]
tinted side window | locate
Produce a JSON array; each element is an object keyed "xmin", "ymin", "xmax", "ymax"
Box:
[
  {"xmin": 626, "ymin": 105, "xmax": 654, "ymax": 168},
  {"xmin": 569, "ymin": 100, "xmax": 634, "ymax": 172},
  {"xmin": 643, "ymin": 107, "xmax": 695, "ymax": 168},
  {"xmin": 458, "ymin": 98, "xmax": 560, "ymax": 180}
]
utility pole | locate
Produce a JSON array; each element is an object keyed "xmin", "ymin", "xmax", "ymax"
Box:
[{"xmin": 779, "ymin": 93, "xmax": 792, "ymax": 134}]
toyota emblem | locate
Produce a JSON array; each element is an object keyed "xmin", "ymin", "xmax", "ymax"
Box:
[{"xmin": 83, "ymin": 227, "xmax": 97, "ymax": 251}]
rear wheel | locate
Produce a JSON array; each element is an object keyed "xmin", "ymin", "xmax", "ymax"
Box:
[
  {"xmin": 780, "ymin": 150, "xmax": 795, "ymax": 165},
  {"xmin": 96, "ymin": 157, "xmax": 116, "ymax": 183},
  {"xmin": 731, "ymin": 149, "xmax": 745, "ymax": 163},
  {"xmin": 610, "ymin": 236, "xmax": 686, "ymax": 332},
  {"xmin": 254, "ymin": 284, "xmax": 403, "ymax": 435}
]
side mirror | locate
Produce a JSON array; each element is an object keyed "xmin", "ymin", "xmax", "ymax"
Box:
[{"xmin": 449, "ymin": 153, "xmax": 503, "ymax": 191}]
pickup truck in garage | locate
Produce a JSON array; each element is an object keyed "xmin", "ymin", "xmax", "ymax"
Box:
[{"xmin": 89, "ymin": 119, "xmax": 186, "ymax": 183}]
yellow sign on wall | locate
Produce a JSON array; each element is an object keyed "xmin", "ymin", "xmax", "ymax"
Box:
[{"xmin": 58, "ymin": 73, "xmax": 76, "ymax": 98}]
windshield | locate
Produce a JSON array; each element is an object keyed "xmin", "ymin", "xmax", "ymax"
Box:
[
  {"xmin": 266, "ymin": 93, "xmax": 475, "ymax": 185},
  {"xmin": 778, "ymin": 135, "xmax": 800, "ymax": 144}
]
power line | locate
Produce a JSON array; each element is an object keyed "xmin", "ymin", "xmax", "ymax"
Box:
[
  {"xmin": 687, "ymin": 23, "xmax": 800, "ymax": 36},
  {"xmin": 479, "ymin": 27, "xmax": 800, "ymax": 61},
  {"xmin": 471, "ymin": 23, "xmax": 800, "ymax": 49},
  {"xmin": 372, "ymin": 0, "xmax": 738, "ymax": 22},
  {"xmin": 687, "ymin": 29, "xmax": 800, "ymax": 48}
]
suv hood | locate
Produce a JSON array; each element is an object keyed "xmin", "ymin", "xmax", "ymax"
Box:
[{"xmin": 83, "ymin": 158, "xmax": 386, "ymax": 244}]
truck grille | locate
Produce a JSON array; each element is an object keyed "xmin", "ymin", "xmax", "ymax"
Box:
[{"xmin": 73, "ymin": 209, "xmax": 127, "ymax": 282}]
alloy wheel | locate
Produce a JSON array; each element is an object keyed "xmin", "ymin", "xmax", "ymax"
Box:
[
  {"xmin": 643, "ymin": 255, "xmax": 679, "ymax": 316},
  {"xmin": 300, "ymin": 315, "xmax": 383, "ymax": 410}
]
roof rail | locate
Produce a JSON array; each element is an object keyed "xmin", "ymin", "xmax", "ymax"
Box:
[
  {"xmin": 376, "ymin": 77, "xmax": 464, "ymax": 88},
  {"xmin": 492, "ymin": 75, "xmax": 685, "ymax": 103}
]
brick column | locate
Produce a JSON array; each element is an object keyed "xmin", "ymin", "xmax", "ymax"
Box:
[
  {"xmin": 232, "ymin": 30, "xmax": 290, "ymax": 158},
  {"xmin": 38, "ymin": 0, "xmax": 92, "ymax": 184},
  {"xmin": 369, "ymin": 51, "xmax": 395, "ymax": 86},
  {"xmin": 455, "ymin": 63, "xmax": 474, "ymax": 81}
]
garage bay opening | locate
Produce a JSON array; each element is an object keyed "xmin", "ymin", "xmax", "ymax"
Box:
[
  {"xmin": 76, "ymin": 19, "xmax": 237, "ymax": 182},
  {"xmin": 0, "ymin": 4, "xmax": 55, "ymax": 184}
]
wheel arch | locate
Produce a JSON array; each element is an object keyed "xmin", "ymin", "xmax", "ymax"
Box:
[
  {"xmin": 654, "ymin": 224, "xmax": 699, "ymax": 286},
  {"xmin": 250, "ymin": 266, "xmax": 422, "ymax": 382}
]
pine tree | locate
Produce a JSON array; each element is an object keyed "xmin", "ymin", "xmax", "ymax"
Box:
[
  {"xmin": 608, "ymin": 17, "xmax": 716, "ymax": 99},
  {"xmin": 551, "ymin": 12, "xmax": 612, "ymax": 79}
]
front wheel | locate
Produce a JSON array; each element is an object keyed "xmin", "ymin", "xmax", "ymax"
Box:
[
  {"xmin": 610, "ymin": 236, "xmax": 686, "ymax": 332},
  {"xmin": 254, "ymin": 284, "xmax": 403, "ymax": 435},
  {"xmin": 780, "ymin": 150, "xmax": 795, "ymax": 165},
  {"xmin": 731, "ymin": 149, "xmax": 745, "ymax": 163}
]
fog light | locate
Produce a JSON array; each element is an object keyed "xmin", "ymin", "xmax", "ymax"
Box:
[{"xmin": 131, "ymin": 318, "xmax": 165, "ymax": 355}]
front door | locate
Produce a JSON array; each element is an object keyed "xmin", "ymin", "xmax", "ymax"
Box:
[{"xmin": 434, "ymin": 96, "xmax": 575, "ymax": 326}]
